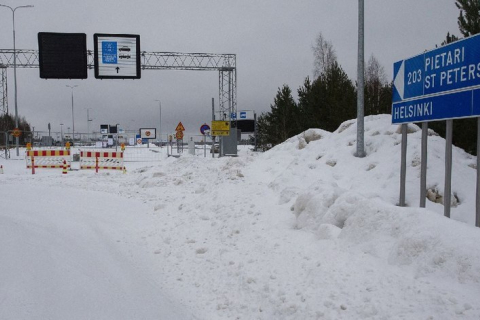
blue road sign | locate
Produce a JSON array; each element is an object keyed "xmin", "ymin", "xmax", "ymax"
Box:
[
  {"xmin": 231, "ymin": 112, "xmax": 237, "ymax": 119},
  {"xmin": 102, "ymin": 41, "xmax": 117, "ymax": 64},
  {"xmin": 240, "ymin": 112, "xmax": 247, "ymax": 119},
  {"xmin": 200, "ymin": 124, "xmax": 210, "ymax": 135},
  {"xmin": 392, "ymin": 33, "xmax": 480, "ymax": 123}
]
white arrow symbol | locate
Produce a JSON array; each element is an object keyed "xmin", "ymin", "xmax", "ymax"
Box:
[{"xmin": 394, "ymin": 61, "xmax": 405, "ymax": 100}]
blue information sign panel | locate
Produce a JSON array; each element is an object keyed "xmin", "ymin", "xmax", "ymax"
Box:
[
  {"xmin": 102, "ymin": 41, "xmax": 117, "ymax": 64},
  {"xmin": 392, "ymin": 33, "xmax": 480, "ymax": 124}
]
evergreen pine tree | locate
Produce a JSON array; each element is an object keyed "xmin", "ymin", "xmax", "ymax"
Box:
[
  {"xmin": 441, "ymin": 32, "xmax": 459, "ymax": 45},
  {"xmin": 256, "ymin": 85, "xmax": 302, "ymax": 147},
  {"xmin": 319, "ymin": 62, "xmax": 356, "ymax": 132},
  {"xmin": 456, "ymin": 0, "xmax": 480, "ymax": 36}
]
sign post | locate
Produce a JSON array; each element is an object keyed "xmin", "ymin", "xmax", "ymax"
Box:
[
  {"xmin": 139, "ymin": 128, "xmax": 156, "ymax": 148},
  {"xmin": 200, "ymin": 123, "xmax": 210, "ymax": 158},
  {"xmin": 392, "ymin": 33, "xmax": 480, "ymax": 225},
  {"xmin": 175, "ymin": 122, "xmax": 185, "ymax": 154}
]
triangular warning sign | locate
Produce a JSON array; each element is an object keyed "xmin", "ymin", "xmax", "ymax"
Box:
[{"xmin": 175, "ymin": 122, "xmax": 185, "ymax": 131}]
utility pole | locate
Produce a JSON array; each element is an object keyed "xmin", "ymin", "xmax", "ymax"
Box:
[
  {"xmin": 155, "ymin": 100, "xmax": 161, "ymax": 144},
  {"xmin": 0, "ymin": 4, "xmax": 34, "ymax": 156},
  {"xmin": 355, "ymin": 0, "xmax": 366, "ymax": 158},
  {"xmin": 66, "ymin": 85, "xmax": 78, "ymax": 142}
]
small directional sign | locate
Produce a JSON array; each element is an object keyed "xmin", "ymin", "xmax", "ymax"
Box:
[{"xmin": 211, "ymin": 121, "xmax": 230, "ymax": 136}]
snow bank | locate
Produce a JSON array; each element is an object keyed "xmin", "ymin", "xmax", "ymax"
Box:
[{"xmin": 2, "ymin": 114, "xmax": 480, "ymax": 319}]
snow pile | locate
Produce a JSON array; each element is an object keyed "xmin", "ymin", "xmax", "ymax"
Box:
[{"xmin": 1, "ymin": 114, "xmax": 480, "ymax": 319}]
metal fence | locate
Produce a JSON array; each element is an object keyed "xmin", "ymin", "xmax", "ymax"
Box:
[{"xmin": 0, "ymin": 130, "xmax": 217, "ymax": 161}]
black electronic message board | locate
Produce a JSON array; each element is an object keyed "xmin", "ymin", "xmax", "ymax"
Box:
[
  {"xmin": 236, "ymin": 120, "xmax": 255, "ymax": 133},
  {"xmin": 38, "ymin": 32, "xmax": 88, "ymax": 79}
]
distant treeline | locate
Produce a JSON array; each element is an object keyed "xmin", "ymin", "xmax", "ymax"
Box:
[{"xmin": 257, "ymin": 0, "xmax": 480, "ymax": 155}]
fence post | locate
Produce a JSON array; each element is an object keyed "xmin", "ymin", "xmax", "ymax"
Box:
[{"xmin": 31, "ymin": 156, "xmax": 35, "ymax": 175}]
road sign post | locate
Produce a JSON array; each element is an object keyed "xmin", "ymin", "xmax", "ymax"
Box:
[{"xmin": 392, "ymin": 33, "xmax": 480, "ymax": 225}]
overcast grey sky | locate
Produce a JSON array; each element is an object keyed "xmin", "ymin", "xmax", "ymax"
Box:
[{"xmin": 0, "ymin": 0, "xmax": 459, "ymax": 136}]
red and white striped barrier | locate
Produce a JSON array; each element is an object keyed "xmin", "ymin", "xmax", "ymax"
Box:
[
  {"xmin": 80, "ymin": 151, "xmax": 124, "ymax": 171},
  {"xmin": 26, "ymin": 150, "xmax": 71, "ymax": 169}
]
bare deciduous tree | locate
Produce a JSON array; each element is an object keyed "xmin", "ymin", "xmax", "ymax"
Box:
[
  {"xmin": 312, "ymin": 32, "xmax": 337, "ymax": 79},
  {"xmin": 365, "ymin": 55, "xmax": 388, "ymax": 115}
]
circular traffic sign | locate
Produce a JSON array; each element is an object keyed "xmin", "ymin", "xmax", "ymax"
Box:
[
  {"xmin": 12, "ymin": 128, "xmax": 21, "ymax": 137},
  {"xmin": 200, "ymin": 124, "xmax": 210, "ymax": 135},
  {"xmin": 176, "ymin": 131, "xmax": 184, "ymax": 140}
]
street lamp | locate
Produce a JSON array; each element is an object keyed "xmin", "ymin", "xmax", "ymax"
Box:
[
  {"xmin": 0, "ymin": 3, "xmax": 34, "ymax": 156},
  {"xmin": 66, "ymin": 85, "xmax": 78, "ymax": 142},
  {"xmin": 60, "ymin": 123, "xmax": 64, "ymax": 144},
  {"xmin": 355, "ymin": 0, "xmax": 366, "ymax": 158},
  {"xmin": 154, "ymin": 99, "xmax": 161, "ymax": 145}
]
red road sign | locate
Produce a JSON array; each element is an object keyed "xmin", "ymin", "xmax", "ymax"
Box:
[
  {"xmin": 12, "ymin": 128, "xmax": 21, "ymax": 137},
  {"xmin": 175, "ymin": 122, "xmax": 185, "ymax": 131}
]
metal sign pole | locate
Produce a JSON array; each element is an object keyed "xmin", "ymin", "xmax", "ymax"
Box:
[
  {"xmin": 219, "ymin": 137, "xmax": 223, "ymax": 158},
  {"xmin": 477, "ymin": 118, "xmax": 480, "ymax": 227},
  {"xmin": 444, "ymin": 120, "xmax": 453, "ymax": 218},
  {"xmin": 420, "ymin": 122, "xmax": 428, "ymax": 207},
  {"xmin": 254, "ymin": 112, "xmax": 257, "ymax": 151},
  {"xmin": 4, "ymin": 132, "xmax": 8, "ymax": 159},
  {"xmin": 399, "ymin": 124, "xmax": 407, "ymax": 207}
]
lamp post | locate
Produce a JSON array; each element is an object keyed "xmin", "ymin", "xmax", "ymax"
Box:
[
  {"xmin": 66, "ymin": 85, "xmax": 78, "ymax": 142},
  {"xmin": 155, "ymin": 99, "xmax": 161, "ymax": 145},
  {"xmin": 60, "ymin": 123, "xmax": 64, "ymax": 144},
  {"xmin": 355, "ymin": 0, "xmax": 366, "ymax": 158},
  {"xmin": 0, "ymin": 3, "xmax": 34, "ymax": 156}
]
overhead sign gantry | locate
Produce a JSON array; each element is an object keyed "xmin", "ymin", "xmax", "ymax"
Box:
[{"xmin": 0, "ymin": 46, "xmax": 236, "ymax": 127}]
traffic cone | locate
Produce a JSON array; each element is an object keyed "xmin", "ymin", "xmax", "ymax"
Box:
[
  {"xmin": 0, "ymin": 165, "xmax": 3, "ymax": 174},
  {"xmin": 62, "ymin": 160, "xmax": 68, "ymax": 175}
]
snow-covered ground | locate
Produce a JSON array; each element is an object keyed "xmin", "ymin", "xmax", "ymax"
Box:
[{"xmin": 1, "ymin": 114, "xmax": 480, "ymax": 319}]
